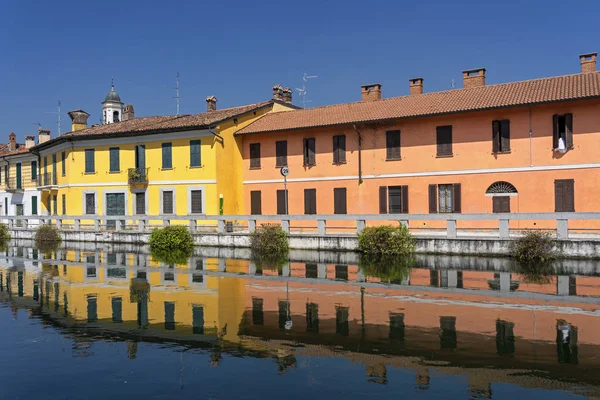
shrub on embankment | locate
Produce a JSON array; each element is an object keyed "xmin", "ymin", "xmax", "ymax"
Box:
[
  {"xmin": 509, "ymin": 230, "xmax": 557, "ymax": 264},
  {"xmin": 357, "ymin": 225, "xmax": 415, "ymax": 255},
  {"xmin": 149, "ymin": 225, "xmax": 194, "ymax": 266},
  {"xmin": 250, "ymin": 224, "xmax": 289, "ymax": 270},
  {"xmin": 34, "ymin": 224, "xmax": 62, "ymax": 253}
]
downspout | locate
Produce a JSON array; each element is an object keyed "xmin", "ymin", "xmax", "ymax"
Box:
[
  {"xmin": 352, "ymin": 124, "xmax": 363, "ymax": 184},
  {"xmin": 529, "ymin": 107, "xmax": 533, "ymax": 168}
]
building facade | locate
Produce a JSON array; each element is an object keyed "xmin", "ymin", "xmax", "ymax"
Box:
[{"xmin": 238, "ymin": 53, "xmax": 600, "ymax": 231}]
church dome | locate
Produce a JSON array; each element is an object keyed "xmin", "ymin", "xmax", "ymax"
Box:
[{"xmin": 103, "ymin": 84, "xmax": 122, "ymax": 103}]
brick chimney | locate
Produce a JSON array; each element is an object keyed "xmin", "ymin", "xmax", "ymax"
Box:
[
  {"xmin": 123, "ymin": 104, "xmax": 135, "ymax": 121},
  {"xmin": 462, "ymin": 68, "xmax": 486, "ymax": 88},
  {"xmin": 282, "ymin": 87, "xmax": 293, "ymax": 103},
  {"xmin": 361, "ymin": 84, "xmax": 382, "ymax": 101},
  {"xmin": 67, "ymin": 110, "xmax": 90, "ymax": 132},
  {"xmin": 206, "ymin": 96, "xmax": 217, "ymax": 112},
  {"xmin": 38, "ymin": 128, "xmax": 50, "ymax": 144},
  {"xmin": 8, "ymin": 132, "xmax": 16, "ymax": 151},
  {"xmin": 272, "ymin": 85, "xmax": 284, "ymax": 101},
  {"xmin": 25, "ymin": 135, "xmax": 35, "ymax": 149},
  {"xmin": 409, "ymin": 78, "xmax": 424, "ymax": 95},
  {"xmin": 580, "ymin": 52, "xmax": 597, "ymax": 73}
]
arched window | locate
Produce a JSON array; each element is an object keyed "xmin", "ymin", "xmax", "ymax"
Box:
[
  {"xmin": 486, "ymin": 181, "xmax": 517, "ymax": 194},
  {"xmin": 486, "ymin": 182, "xmax": 517, "ymax": 213},
  {"xmin": 113, "ymin": 111, "xmax": 120, "ymax": 123}
]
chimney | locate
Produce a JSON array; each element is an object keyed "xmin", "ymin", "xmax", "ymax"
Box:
[
  {"xmin": 272, "ymin": 85, "xmax": 284, "ymax": 101},
  {"xmin": 282, "ymin": 87, "xmax": 293, "ymax": 103},
  {"xmin": 25, "ymin": 135, "xmax": 35, "ymax": 149},
  {"xmin": 67, "ymin": 109, "xmax": 90, "ymax": 132},
  {"xmin": 361, "ymin": 84, "xmax": 382, "ymax": 101},
  {"xmin": 123, "ymin": 104, "xmax": 135, "ymax": 121},
  {"xmin": 8, "ymin": 132, "xmax": 16, "ymax": 151},
  {"xmin": 38, "ymin": 128, "xmax": 50, "ymax": 144},
  {"xmin": 206, "ymin": 96, "xmax": 217, "ymax": 112},
  {"xmin": 462, "ymin": 68, "xmax": 486, "ymax": 88},
  {"xmin": 580, "ymin": 52, "xmax": 597, "ymax": 73},
  {"xmin": 409, "ymin": 78, "xmax": 424, "ymax": 95}
]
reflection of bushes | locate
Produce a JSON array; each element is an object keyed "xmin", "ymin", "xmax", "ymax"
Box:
[
  {"xmin": 512, "ymin": 260, "xmax": 555, "ymax": 285},
  {"xmin": 251, "ymin": 249, "xmax": 288, "ymax": 271},
  {"xmin": 130, "ymin": 278, "xmax": 150, "ymax": 303},
  {"xmin": 510, "ymin": 231, "xmax": 557, "ymax": 263},
  {"xmin": 250, "ymin": 224, "xmax": 289, "ymax": 271},
  {"xmin": 149, "ymin": 226, "xmax": 193, "ymax": 266},
  {"xmin": 150, "ymin": 248, "xmax": 190, "ymax": 267},
  {"xmin": 0, "ymin": 223, "xmax": 10, "ymax": 241},
  {"xmin": 359, "ymin": 253, "xmax": 414, "ymax": 283},
  {"xmin": 358, "ymin": 225, "xmax": 415, "ymax": 256}
]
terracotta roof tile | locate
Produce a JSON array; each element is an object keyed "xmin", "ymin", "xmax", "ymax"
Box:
[
  {"xmin": 0, "ymin": 143, "xmax": 31, "ymax": 157},
  {"xmin": 236, "ymin": 72, "xmax": 600, "ymax": 135}
]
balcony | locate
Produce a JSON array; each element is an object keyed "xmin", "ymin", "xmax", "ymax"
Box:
[
  {"xmin": 5, "ymin": 177, "xmax": 24, "ymax": 192},
  {"xmin": 37, "ymin": 172, "xmax": 57, "ymax": 189},
  {"xmin": 128, "ymin": 168, "xmax": 149, "ymax": 186}
]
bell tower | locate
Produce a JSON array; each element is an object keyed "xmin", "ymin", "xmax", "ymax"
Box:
[{"xmin": 102, "ymin": 79, "xmax": 123, "ymax": 124}]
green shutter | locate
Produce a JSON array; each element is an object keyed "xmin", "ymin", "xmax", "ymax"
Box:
[
  {"xmin": 109, "ymin": 147, "xmax": 120, "ymax": 172},
  {"xmin": 162, "ymin": 143, "xmax": 172, "ymax": 169},
  {"xmin": 190, "ymin": 140, "xmax": 201, "ymax": 167},
  {"xmin": 85, "ymin": 149, "xmax": 95, "ymax": 173},
  {"xmin": 31, "ymin": 161, "xmax": 37, "ymax": 180},
  {"xmin": 31, "ymin": 196, "xmax": 38, "ymax": 215},
  {"xmin": 61, "ymin": 152, "xmax": 66, "ymax": 176}
]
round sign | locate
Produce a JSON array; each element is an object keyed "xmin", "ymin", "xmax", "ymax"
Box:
[{"xmin": 280, "ymin": 166, "xmax": 290, "ymax": 176}]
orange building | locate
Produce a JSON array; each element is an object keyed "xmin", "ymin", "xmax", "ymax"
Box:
[{"xmin": 237, "ymin": 53, "xmax": 600, "ymax": 231}]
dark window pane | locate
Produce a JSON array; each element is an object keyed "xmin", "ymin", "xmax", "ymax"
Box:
[
  {"xmin": 190, "ymin": 140, "xmax": 201, "ymax": 167},
  {"xmin": 164, "ymin": 302, "xmax": 175, "ymax": 330},
  {"xmin": 136, "ymin": 192, "xmax": 145, "ymax": 215},
  {"xmin": 192, "ymin": 306, "xmax": 204, "ymax": 334},
  {"xmin": 85, "ymin": 193, "xmax": 95, "ymax": 215},
  {"xmin": 249, "ymin": 143, "xmax": 261, "ymax": 168},
  {"xmin": 112, "ymin": 297, "xmax": 123, "ymax": 323},
  {"xmin": 85, "ymin": 149, "xmax": 95, "ymax": 173},
  {"xmin": 436, "ymin": 126, "xmax": 452, "ymax": 156},
  {"xmin": 109, "ymin": 147, "xmax": 120, "ymax": 172},
  {"xmin": 191, "ymin": 190, "xmax": 202, "ymax": 214},
  {"xmin": 306, "ymin": 303, "xmax": 319, "ymax": 333},
  {"xmin": 388, "ymin": 186, "xmax": 402, "ymax": 213},
  {"xmin": 163, "ymin": 191, "xmax": 173, "ymax": 214},
  {"xmin": 386, "ymin": 130, "xmax": 401, "ymax": 160},
  {"xmin": 334, "ymin": 188, "xmax": 347, "ymax": 214},
  {"xmin": 252, "ymin": 297, "xmax": 264, "ymax": 325},
  {"xmin": 336, "ymin": 306, "xmax": 349, "ymax": 337},
  {"xmin": 276, "ymin": 141, "xmax": 288, "ymax": 167},
  {"xmin": 250, "ymin": 191, "xmax": 261, "ymax": 215},
  {"xmin": 162, "ymin": 143, "xmax": 172, "ymax": 169},
  {"xmin": 305, "ymin": 263, "xmax": 318, "ymax": 278}
]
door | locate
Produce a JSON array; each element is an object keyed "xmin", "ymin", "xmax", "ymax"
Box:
[
  {"xmin": 16, "ymin": 204, "xmax": 23, "ymax": 228},
  {"xmin": 106, "ymin": 193, "xmax": 125, "ymax": 230},
  {"xmin": 16, "ymin": 163, "xmax": 21, "ymax": 189}
]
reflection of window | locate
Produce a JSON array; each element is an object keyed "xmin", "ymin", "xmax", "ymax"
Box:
[
  {"xmin": 252, "ymin": 297, "xmax": 264, "ymax": 325},
  {"xmin": 496, "ymin": 320, "xmax": 515, "ymax": 355},
  {"xmin": 306, "ymin": 303, "xmax": 319, "ymax": 333},
  {"xmin": 112, "ymin": 297, "xmax": 123, "ymax": 323},
  {"xmin": 335, "ymin": 265, "xmax": 348, "ymax": 281},
  {"xmin": 86, "ymin": 267, "xmax": 96, "ymax": 278},
  {"xmin": 440, "ymin": 316, "xmax": 457, "ymax": 350},
  {"xmin": 336, "ymin": 306, "xmax": 349, "ymax": 337},
  {"xmin": 556, "ymin": 321, "xmax": 578, "ymax": 364},
  {"xmin": 389, "ymin": 313, "xmax": 405, "ymax": 341},
  {"xmin": 164, "ymin": 302, "xmax": 175, "ymax": 330},
  {"xmin": 278, "ymin": 300, "xmax": 290, "ymax": 329},
  {"xmin": 107, "ymin": 268, "xmax": 126, "ymax": 278},
  {"xmin": 87, "ymin": 295, "xmax": 97, "ymax": 322},
  {"xmin": 192, "ymin": 305, "xmax": 204, "ymax": 334},
  {"xmin": 305, "ymin": 263, "xmax": 318, "ymax": 278},
  {"xmin": 164, "ymin": 272, "xmax": 174, "ymax": 282}
]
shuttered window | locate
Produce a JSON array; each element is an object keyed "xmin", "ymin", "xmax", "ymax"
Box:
[
  {"xmin": 162, "ymin": 191, "xmax": 174, "ymax": 214},
  {"xmin": 380, "ymin": 186, "xmax": 409, "ymax": 213},
  {"xmin": 190, "ymin": 190, "xmax": 202, "ymax": 214},
  {"xmin": 62, "ymin": 194, "xmax": 66, "ymax": 215},
  {"xmin": 492, "ymin": 196, "xmax": 510, "ymax": 213},
  {"xmin": 61, "ymin": 151, "xmax": 66, "ymax": 176},
  {"xmin": 52, "ymin": 195, "xmax": 58, "ymax": 215},
  {"xmin": 275, "ymin": 141, "xmax": 287, "ymax": 167},
  {"xmin": 85, "ymin": 149, "xmax": 95, "ymax": 173},
  {"xmin": 334, "ymin": 188, "xmax": 347, "ymax": 214},
  {"xmin": 436, "ymin": 126, "xmax": 453, "ymax": 156},
  {"xmin": 250, "ymin": 191, "xmax": 262, "ymax": 215},
  {"xmin": 249, "ymin": 143, "xmax": 261, "ymax": 168},
  {"xmin": 85, "ymin": 193, "xmax": 95, "ymax": 215},
  {"xmin": 162, "ymin": 143, "xmax": 172, "ymax": 169},
  {"xmin": 31, "ymin": 196, "xmax": 38, "ymax": 215},
  {"xmin": 109, "ymin": 147, "xmax": 120, "ymax": 172},
  {"xmin": 429, "ymin": 183, "xmax": 461, "ymax": 213},
  {"xmin": 553, "ymin": 113, "xmax": 573, "ymax": 150},
  {"xmin": 304, "ymin": 189, "xmax": 317, "ymax": 215},
  {"xmin": 333, "ymin": 135, "xmax": 346, "ymax": 164},
  {"xmin": 31, "ymin": 161, "xmax": 37, "ymax": 180},
  {"xmin": 303, "ymin": 138, "xmax": 316, "ymax": 166},
  {"xmin": 190, "ymin": 140, "xmax": 201, "ymax": 167},
  {"xmin": 386, "ymin": 130, "xmax": 401, "ymax": 160},
  {"xmin": 555, "ymin": 179, "xmax": 575, "ymax": 212},
  {"xmin": 492, "ymin": 120, "xmax": 510, "ymax": 153},
  {"xmin": 135, "ymin": 192, "xmax": 146, "ymax": 215},
  {"xmin": 276, "ymin": 190, "xmax": 288, "ymax": 215}
]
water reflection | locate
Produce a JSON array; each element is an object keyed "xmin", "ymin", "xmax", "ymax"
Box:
[{"xmin": 0, "ymin": 241, "xmax": 599, "ymax": 398}]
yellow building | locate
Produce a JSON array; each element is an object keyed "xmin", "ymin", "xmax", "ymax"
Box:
[{"xmin": 31, "ymin": 84, "xmax": 296, "ymax": 224}]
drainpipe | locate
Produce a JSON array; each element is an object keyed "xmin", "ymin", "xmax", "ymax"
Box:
[
  {"xmin": 352, "ymin": 124, "xmax": 363, "ymax": 184},
  {"xmin": 529, "ymin": 107, "xmax": 533, "ymax": 167}
]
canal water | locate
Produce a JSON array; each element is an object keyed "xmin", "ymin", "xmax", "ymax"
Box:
[{"xmin": 1, "ymin": 241, "xmax": 599, "ymax": 399}]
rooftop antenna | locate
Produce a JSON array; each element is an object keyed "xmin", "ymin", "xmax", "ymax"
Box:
[
  {"xmin": 44, "ymin": 101, "xmax": 61, "ymax": 135},
  {"xmin": 296, "ymin": 72, "xmax": 318, "ymax": 108},
  {"xmin": 450, "ymin": 79, "xmax": 456, "ymax": 89},
  {"xmin": 175, "ymin": 72, "xmax": 180, "ymax": 116}
]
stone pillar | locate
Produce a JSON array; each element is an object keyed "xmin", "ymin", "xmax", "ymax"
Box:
[
  {"xmin": 189, "ymin": 220, "xmax": 197, "ymax": 234},
  {"xmin": 281, "ymin": 263, "xmax": 290, "ymax": 277},
  {"xmin": 446, "ymin": 220, "xmax": 457, "ymax": 239},
  {"xmin": 356, "ymin": 220, "xmax": 366, "ymax": 234},
  {"xmin": 281, "ymin": 220, "xmax": 290, "ymax": 233},
  {"xmin": 218, "ymin": 258, "xmax": 226, "ymax": 272},
  {"xmin": 248, "ymin": 261, "xmax": 256, "ymax": 275},
  {"xmin": 557, "ymin": 219, "xmax": 568, "ymax": 240},
  {"xmin": 248, "ymin": 220, "xmax": 256, "ymax": 233},
  {"xmin": 317, "ymin": 220, "xmax": 326, "ymax": 235},
  {"xmin": 217, "ymin": 220, "xmax": 225, "ymax": 233},
  {"xmin": 499, "ymin": 219, "xmax": 509, "ymax": 239}
]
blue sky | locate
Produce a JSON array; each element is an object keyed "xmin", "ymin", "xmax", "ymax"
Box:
[{"xmin": 0, "ymin": 0, "xmax": 598, "ymax": 140}]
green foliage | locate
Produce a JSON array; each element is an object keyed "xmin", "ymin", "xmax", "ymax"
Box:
[
  {"xmin": 149, "ymin": 226, "xmax": 194, "ymax": 266},
  {"xmin": 250, "ymin": 224, "xmax": 289, "ymax": 271},
  {"xmin": 34, "ymin": 224, "xmax": 62, "ymax": 254},
  {"xmin": 510, "ymin": 230, "xmax": 557, "ymax": 264},
  {"xmin": 359, "ymin": 253, "xmax": 414, "ymax": 283},
  {"xmin": 357, "ymin": 225, "xmax": 415, "ymax": 255},
  {"xmin": 0, "ymin": 223, "xmax": 10, "ymax": 242}
]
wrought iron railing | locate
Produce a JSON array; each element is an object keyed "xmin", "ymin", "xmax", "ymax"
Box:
[
  {"xmin": 37, "ymin": 172, "xmax": 56, "ymax": 187},
  {"xmin": 128, "ymin": 168, "xmax": 149, "ymax": 185}
]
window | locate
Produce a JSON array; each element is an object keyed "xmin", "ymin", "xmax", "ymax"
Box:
[
  {"xmin": 436, "ymin": 125, "xmax": 453, "ymax": 157},
  {"xmin": 492, "ymin": 120, "xmax": 510, "ymax": 153},
  {"xmin": 85, "ymin": 149, "xmax": 95, "ymax": 173},
  {"xmin": 492, "ymin": 196, "xmax": 510, "ymax": 213},
  {"xmin": 62, "ymin": 194, "xmax": 66, "ymax": 215},
  {"xmin": 555, "ymin": 179, "xmax": 575, "ymax": 212},
  {"xmin": 61, "ymin": 151, "xmax": 66, "ymax": 176},
  {"xmin": 276, "ymin": 190, "xmax": 288, "ymax": 215},
  {"xmin": 113, "ymin": 110, "xmax": 120, "ymax": 123},
  {"xmin": 4, "ymin": 165, "xmax": 7, "ymax": 183},
  {"xmin": 0, "ymin": 166, "xmax": 2, "ymax": 184},
  {"xmin": 250, "ymin": 191, "xmax": 262, "ymax": 215},
  {"xmin": 85, "ymin": 193, "xmax": 95, "ymax": 215},
  {"xmin": 386, "ymin": 130, "xmax": 401, "ymax": 160},
  {"xmin": 31, "ymin": 196, "xmax": 37, "ymax": 215},
  {"xmin": 333, "ymin": 135, "xmax": 346, "ymax": 163},
  {"xmin": 379, "ymin": 186, "xmax": 408, "ymax": 213},
  {"xmin": 52, "ymin": 195, "xmax": 57, "ymax": 215},
  {"xmin": 429, "ymin": 184, "xmax": 461, "ymax": 213},
  {"xmin": 135, "ymin": 192, "xmax": 145, "ymax": 215},
  {"xmin": 303, "ymin": 138, "xmax": 316, "ymax": 166},
  {"xmin": 553, "ymin": 113, "xmax": 573, "ymax": 150},
  {"xmin": 276, "ymin": 140, "xmax": 287, "ymax": 167},
  {"xmin": 162, "ymin": 191, "xmax": 174, "ymax": 214},
  {"xmin": 31, "ymin": 161, "xmax": 37, "ymax": 180},
  {"xmin": 252, "ymin": 297, "xmax": 264, "ymax": 325},
  {"xmin": 109, "ymin": 147, "xmax": 120, "ymax": 172},
  {"xmin": 304, "ymin": 188, "xmax": 317, "ymax": 215},
  {"xmin": 162, "ymin": 143, "xmax": 172, "ymax": 169},
  {"xmin": 249, "ymin": 143, "xmax": 261, "ymax": 168},
  {"xmin": 52, "ymin": 154, "xmax": 57, "ymax": 182},
  {"xmin": 190, "ymin": 140, "xmax": 201, "ymax": 167},
  {"xmin": 334, "ymin": 188, "xmax": 347, "ymax": 214},
  {"xmin": 190, "ymin": 190, "xmax": 202, "ymax": 214}
]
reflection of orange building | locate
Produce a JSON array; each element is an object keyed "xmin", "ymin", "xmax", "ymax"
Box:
[{"xmin": 237, "ymin": 54, "xmax": 600, "ymax": 232}]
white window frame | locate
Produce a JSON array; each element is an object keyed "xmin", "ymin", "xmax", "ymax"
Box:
[{"xmin": 187, "ymin": 186, "xmax": 206, "ymax": 215}]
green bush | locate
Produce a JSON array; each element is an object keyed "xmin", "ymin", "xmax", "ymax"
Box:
[
  {"xmin": 0, "ymin": 223, "xmax": 10, "ymax": 242},
  {"xmin": 34, "ymin": 224, "xmax": 62, "ymax": 254},
  {"xmin": 149, "ymin": 226, "xmax": 194, "ymax": 265},
  {"xmin": 510, "ymin": 230, "xmax": 557, "ymax": 264},
  {"xmin": 250, "ymin": 224, "xmax": 289, "ymax": 270},
  {"xmin": 358, "ymin": 225, "xmax": 415, "ymax": 255}
]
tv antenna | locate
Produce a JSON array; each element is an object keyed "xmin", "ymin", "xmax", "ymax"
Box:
[
  {"xmin": 296, "ymin": 72, "xmax": 318, "ymax": 108},
  {"xmin": 44, "ymin": 101, "xmax": 61, "ymax": 135},
  {"xmin": 175, "ymin": 72, "xmax": 180, "ymax": 116},
  {"xmin": 450, "ymin": 79, "xmax": 456, "ymax": 89}
]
